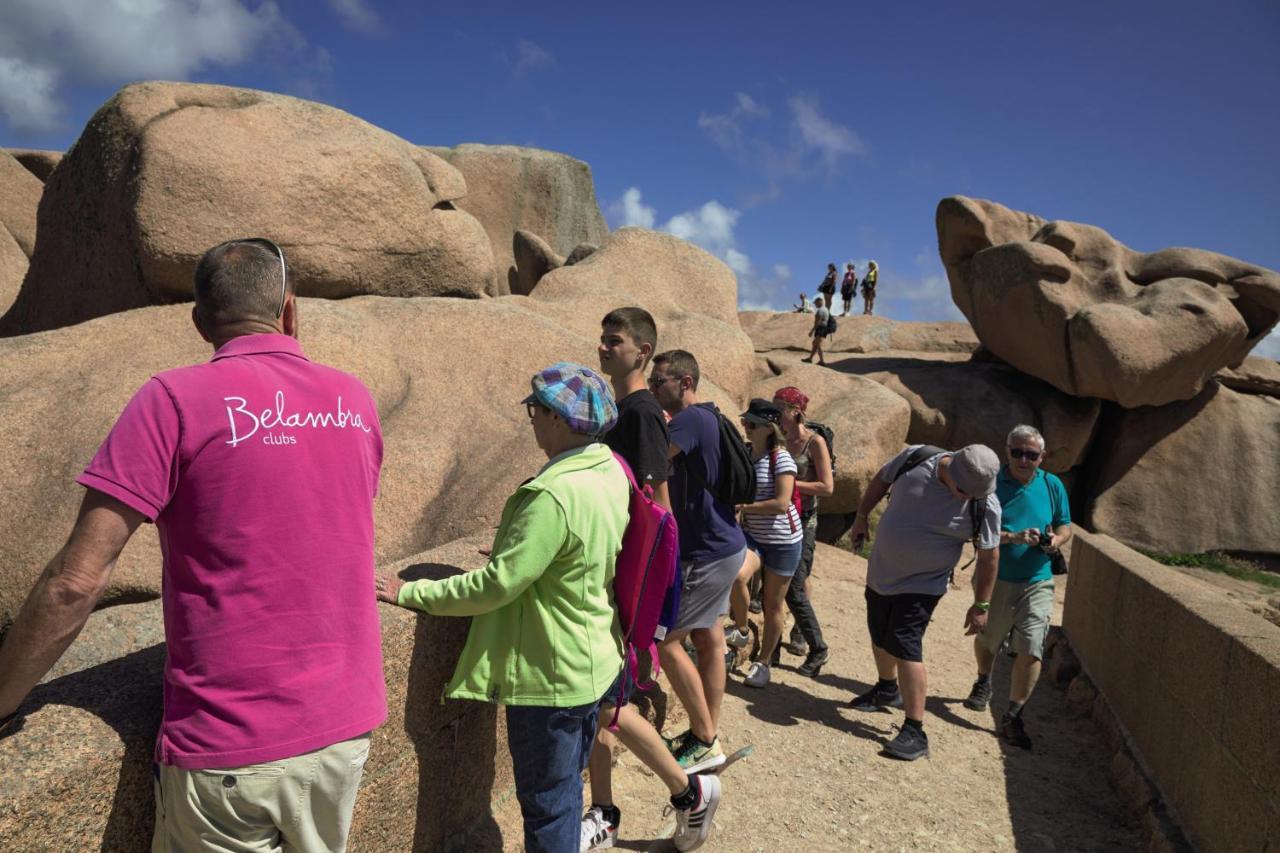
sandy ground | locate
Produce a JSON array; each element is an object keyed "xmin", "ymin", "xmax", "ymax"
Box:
[{"xmin": 597, "ymin": 543, "xmax": 1143, "ymax": 852}]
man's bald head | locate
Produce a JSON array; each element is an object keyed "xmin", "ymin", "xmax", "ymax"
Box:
[{"xmin": 193, "ymin": 238, "xmax": 291, "ymax": 331}]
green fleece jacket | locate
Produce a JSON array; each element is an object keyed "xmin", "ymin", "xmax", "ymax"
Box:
[{"xmin": 398, "ymin": 443, "xmax": 628, "ymax": 706}]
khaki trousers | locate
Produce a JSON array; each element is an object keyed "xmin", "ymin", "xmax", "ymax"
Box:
[{"xmin": 152, "ymin": 733, "xmax": 371, "ymax": 853}]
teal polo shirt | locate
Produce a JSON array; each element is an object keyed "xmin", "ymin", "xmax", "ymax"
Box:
[{"xmin": 994, "ymin": 467, "xmax": 1071, "ymax": 583}]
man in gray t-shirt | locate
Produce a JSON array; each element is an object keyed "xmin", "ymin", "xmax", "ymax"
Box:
[{"xmin": 847, "ymin": 444, "xmax": 1002, "ymax": 761}]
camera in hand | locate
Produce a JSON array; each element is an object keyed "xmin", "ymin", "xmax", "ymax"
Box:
[{"xmin": 1031, "ymin": 529, "xmax": 1069, "ymax": 575}]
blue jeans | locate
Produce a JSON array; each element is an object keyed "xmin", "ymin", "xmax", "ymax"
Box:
[{"xmin": 506, "ymin": 700, "xmax": 601, "ymax": 853}]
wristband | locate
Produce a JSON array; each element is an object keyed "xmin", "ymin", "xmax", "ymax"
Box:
[{"xmin": 972, "ymin": 601, "xmax": 990, "ymax": 612}]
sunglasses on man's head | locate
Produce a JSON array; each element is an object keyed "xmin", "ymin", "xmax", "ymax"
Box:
[{"xmin": 1009, "ymin": 448, "xmax": 1042, "ymax": 461}]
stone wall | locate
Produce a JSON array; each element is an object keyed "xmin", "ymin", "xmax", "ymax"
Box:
[{"xmin": 1061, "ymin": 530, "xmax": 1280, "ymax": 852}]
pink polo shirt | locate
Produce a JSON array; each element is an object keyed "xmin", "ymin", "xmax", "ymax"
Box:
[{"xmin": 78, "ymin": 334, "xmax": 386, "ymax": 769}]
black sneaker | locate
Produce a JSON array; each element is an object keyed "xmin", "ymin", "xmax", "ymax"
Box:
[
  {"xmin": 883, "ymin": 724, "xmax": 930, "ymax": 761},
  {"xmin": 796, "ymin": 646, "xmax": 829, "ymax": 678},
  {"xmin": 964, "ymin": 679, "xmax": 992, "ymax": 711},
  {"xmin": 848, "ymin": 683, "xmax": 904, "ymax": 711},
  {"xmin": 748, "ymin": 596, "xmax": 763, "ymax": 614},
  {"xmin": 1001, "ymin": 712, "xmax": 1033, "ymax": 750},
  {"xmin": 784, "ymin": 625, "xmax": 808, "ymax": 656}
]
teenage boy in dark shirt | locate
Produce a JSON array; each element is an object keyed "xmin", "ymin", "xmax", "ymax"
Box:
[{"xmin": 581, "ymin": 308, "xmax": 720, "ymax": 853}]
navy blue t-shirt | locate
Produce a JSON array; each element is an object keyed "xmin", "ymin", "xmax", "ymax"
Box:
[{"xmin": 668, "ymin": 404, "xmax": 746, "ymax": 563}]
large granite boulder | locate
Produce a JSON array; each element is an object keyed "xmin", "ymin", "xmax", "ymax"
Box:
[
  {"xmin": 1, "ymin": 82, "xmax": 496, "ymax": 336},
  {"xmin": 424, "ymin": 144, "xmax": 608, "ymax": 296},
  {"xmin": 0, "ymin": 534, "xmax": 520, "ymax": 851},
  {"xmin": 1216, "ymin": 355, "xmax": 1280, "ymax": 398},
  {"xmin": 739, "ymin": 310, "xmax": 979, "ymax": 355},
  {"xmin": 511, "ymin": 229, "xmax": 564, "ymax": 296},
  {"xmin": 4, "ymin": 148, "xmax": 63, "ymax": 182},
  {"xmin": 0, "ymin": 288, "xmax": 753, "ymax": 631},
  {"xmin": 1, "ymin": 150, "xmax": 40, "ymax": 257},
  {"xmin": 529, "ymin": 227, "xmax": 755, "ymax": 401},
  {"xmin": 1082, "ymin": 382, "xmax": 1280, "ymax": 557},
  {"xmin": 748, "ymin": 356, "xmax": 911, "ymax": 515},
  {"xmin": 937, "ymin": 196, "xmax": 1280, "ymax": 408},
  {"xmin": 0, "ymin": 226, "xmax": 24, "ymax": 316},
  {"xmin": 828, "ymin": 352, "xmax": 1101, "ymax": 473}
]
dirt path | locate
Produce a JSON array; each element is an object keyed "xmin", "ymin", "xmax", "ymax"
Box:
[{"xmin": 601, "ymin": 543, "xmax": 1143, "ymax": 852}]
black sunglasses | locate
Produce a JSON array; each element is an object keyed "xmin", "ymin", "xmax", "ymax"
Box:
[{"xmin": 1009, "ymin": 448, "xmax": 1042, "ymax": 461}]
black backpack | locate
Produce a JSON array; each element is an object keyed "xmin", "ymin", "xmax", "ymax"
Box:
[
  {"xmin": 825, "ymin": 315, "xmax": 838, "ymax": 336},
  {"xmin": 806, "ymin": 420, "xmax": 836, "ymax": 476},
  {"xmin": 688, "ymin": 403, "xmax": 756, "ymax": 506}
]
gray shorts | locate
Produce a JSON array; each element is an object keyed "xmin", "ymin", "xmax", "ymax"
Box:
[
  {"xmin": 673, "ymin": 547, "xmax": 747, "ymax": 632},
  {"xmin": 980, "ymin": 578, "xmax": 1055, "ymax": 660}
]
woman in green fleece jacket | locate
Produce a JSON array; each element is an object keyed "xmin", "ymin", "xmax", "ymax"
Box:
[{"xmin": 376, "ymin": 363, "xmax": 627, "ymax": 853}]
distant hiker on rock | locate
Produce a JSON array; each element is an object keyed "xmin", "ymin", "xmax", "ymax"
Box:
[
  {"xmin": 649, "ymin": 350, "xmax": 748, "ymax": 774},
  {"xmin": 0, "ymin": 238, "xmax": 387, "ymax": 851},
  {"xmin": 840, "ymin": 263, "xmax": 858, "ymax": 316},
  {"xmin": 964, "ymin": 425, "xmax": 1072, "ymax": 751},
  {"xmin": 378, "ymin": 363, "xmax": 630, "ymax": 853},
  {"xmin": 862, "ymin": 260, "xmax": 879, "ymax": 315},
  {"xmin": 772, "ymin": 386, "xmax": 834, "ymax": 677},
  {"xmin": 847, "ymin": 444, "xmax": 1002, "ymax": 761},
  {"xmin": 802, "ymin": 297, "xmax": 831, "ymax": 365},
  {"xmin": 793, "ymin": 292, "xmax": 812, "ymax": 313},
  {"xmin": 818, "ymin": 262, "xmax": 838, "ymax": 311},
  {"xmin": 584, "ymin": 309, "xmax": 721, "ymax": 852},
  {"xmin": 724, "ymin": 399, "xmax": 804, "ymax": 690}
]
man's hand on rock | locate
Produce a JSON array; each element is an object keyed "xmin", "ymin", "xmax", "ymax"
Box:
[{"xmin": 374, "ymin": 571, "xmax": 404, "ymax": 605}]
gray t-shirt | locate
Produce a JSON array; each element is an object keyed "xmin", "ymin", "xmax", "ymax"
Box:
[{"xmin": 867, "ymin": 446, "xmax": 1002, "ymax": 596}]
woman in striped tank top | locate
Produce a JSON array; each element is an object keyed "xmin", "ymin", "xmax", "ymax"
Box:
[{"xmin": 724, "ymin": 399, "xmax": 804, "ymax": 689}]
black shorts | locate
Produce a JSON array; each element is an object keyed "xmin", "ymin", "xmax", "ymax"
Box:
[{"xmin": 864, "ymin": 587, "xmax": 941, "ymax": 663}]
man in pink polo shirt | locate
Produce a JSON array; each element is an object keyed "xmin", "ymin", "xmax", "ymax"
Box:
[{"xmin": 0, "ymin": 238, "xmax": 386, "ymax": 851}]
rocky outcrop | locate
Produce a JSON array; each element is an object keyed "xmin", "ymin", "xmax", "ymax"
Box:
[
  {"xmin": 424, "ymin": 144, "xmax": 608, "ymax": 296},
  {"xmin": 1216, "ymin": 356, "xmax": 1280, "ymax": 398},
  {"xmin": 937, "ymin": 196, "xmax": 1280, "ymax": 408},
  {"xmin": 1, "ymin": 82, "xmax": 497, "ymax": 336},
  {"xmin": 5, "ymin": 148, "xmax": 63, "ymax": 182},
  {"xmin": 738, "ymin": 311, "xmax": 979, "ymax": 355},
  {"xmin": 1, "ymin": 151, "xmax": 40, "ymax": 257},
  {"xmin": 748, "ymin": 357, "xmax": 911, "ymax": 514},
  {"xmin": 530, "ymin": 227, "xmax": 755, "ymax": 401},
  {"xmin": 827, "ymin": 352, "xmax": 1101, "ymax": 473},
  {"xmin": 511, "ymin": 229, "xmax": 564, "ymax": 295},
  {"xmin": 1083, "ymin": 382, "xmax": 1280, "ymax": 555}
]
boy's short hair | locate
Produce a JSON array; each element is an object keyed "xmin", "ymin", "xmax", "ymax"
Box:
[
  {"xmin": 601, "ymin": 307, "xmax": 658, "ymax": 361},
  {"xmin": 653, "ymin": 349, "xmax": 699, "ymax": 389}
]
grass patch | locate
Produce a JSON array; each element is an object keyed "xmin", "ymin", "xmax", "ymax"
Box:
[{"xmin": 1142, "ymin": 550, "xmax": 1280, "ymax": 590}]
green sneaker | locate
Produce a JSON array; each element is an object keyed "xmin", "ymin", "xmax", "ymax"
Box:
[
  {"xmin": 663, "ymin": 729, "xmax": 691, "ymax": 755},
  {"xmin": 672, "ymin": 734, "xmax": 726, "ymax": 773}
]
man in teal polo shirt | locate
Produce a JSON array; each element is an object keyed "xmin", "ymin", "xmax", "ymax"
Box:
[{"xmin": 963, "ymin": 424, "xmax": 1072, "ymax": 750}]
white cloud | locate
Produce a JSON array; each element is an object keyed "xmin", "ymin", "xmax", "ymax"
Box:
[
  {"xmin": 0, "ymin": 0, "xmax": 300, "ymax": 132},
  {"xmin": 512, "ymin": 39, "xmax": 554, "ymax": 78},
  {"xmin": 788, "ymin": 94, "xmax": 868, "ymax": 170},
  {"xmin": 611, "ymin": 187, "xmax": 656, "ymax": 229},
  {"xmin": 772, "ymin": 263, "xmax": 792, "ymax": 280},
  {"xmin": 664, "ymin": 201, "xmax": 739, "ymax": 251},
  {"xmin": 328, "ymin": 0, "xmax": 382, "ymax": 34}
]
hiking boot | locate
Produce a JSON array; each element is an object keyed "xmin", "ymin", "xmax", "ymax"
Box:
[
  {"xmin": 883, "ymin": 724, "xmax": 930, "ymax": 761},
  {"xmin": 580, "ymin": 806, "xmax": 617, "ymax": 852},
  {"xmin": 748, "ymin": 596, "xmax": 763, "ymax": 614},
  {"xmin": 1001, "ymin": 712, "xmax": 1033, "ymax": 750},
  {"xmin": 724, "ymin": 625, "xmax": 750, "ymax": 649},
  {"xmin": 796, "ymin": 646, "xmax": 829, "ymax": 678},
  {"xmin": 784, "ymin": 625, "xmax": 808, "ymax": 657},
  {"xmin": 671, "ymin": 774, "xmax": 721, "ymax": 851},
  {"xmin": 744, "ymin": 662, "xmax": 771, "ymax": 688},
  {"xmin": 964, "ymin": 678, "xmax": 992, "ymax": 711},
  {"xmin": 848, "ymin": 682, "xmax": 904, "ymax": 712},
  {"xmin": 671, "ymin": 734, "xmax": 726, "ymax": 773}
]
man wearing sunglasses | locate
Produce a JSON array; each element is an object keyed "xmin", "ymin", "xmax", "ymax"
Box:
[
  {"xmin": 963, "ymin": 425, "xmax": 1072, "ymax": 751},
  {"xmin": 0, "ymin": 238, "xmax": 386, "ymax": 851}
]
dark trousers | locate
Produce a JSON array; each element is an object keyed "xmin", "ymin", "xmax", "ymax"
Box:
[
  {"xmin": 785, "ymin": 513, "xmax": 827, "ymax": 651},
  {"xmin": 507, "ymin": 699, "xmax": 601, "ymax": 853}
]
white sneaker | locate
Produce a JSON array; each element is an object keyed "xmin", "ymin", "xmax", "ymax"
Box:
[
  {"xmin": 672, "ymin": 774, "xmax": 721, "ymax": 851},
  {"xmin": 744, "ymin": 662, "xmax": 771, "ymax": 688},
  {"xmin": 580, "ymin": 806, "xmax": 616, "ymax": 851},
  {"xmin": 724, "ymin": 624, "xmax": 750, "ymax": 649}
]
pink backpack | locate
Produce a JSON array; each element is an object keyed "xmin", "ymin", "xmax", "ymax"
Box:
[{"xmin": 607, "ymin": 452, "xmax": 680, "ymax": 730}]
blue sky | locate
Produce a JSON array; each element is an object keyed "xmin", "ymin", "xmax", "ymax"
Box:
[{"xmin": 2, "ymin": 0, "xmax": 1278, "ymax": 356}]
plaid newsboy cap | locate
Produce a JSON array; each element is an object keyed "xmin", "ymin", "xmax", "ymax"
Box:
[{"xmin": 522, "ymin": 362, "xmax": 618, "ymax": 436}]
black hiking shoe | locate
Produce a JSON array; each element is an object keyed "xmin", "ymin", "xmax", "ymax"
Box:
[
  {"xmin": 796, "ymin": 646, "xmax": 829, "ymax": 678},
  {"xmin": 848, "ymin": 683, "xmax": 903, "ymax": 712},
  {"xmin": 883, "ymin": 724, "xmax": 930, "ymax": 761},
  {"xmin": 964, "ymin": 678, "xmax": 992, "ymax": 711},
  {"xmin": 784, "ymin": 625, "xmax": 808, "ymax": 657},
  {"xmin": 1001, "ymin": 712, "xmax": 1033, "ymax": 750}
]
